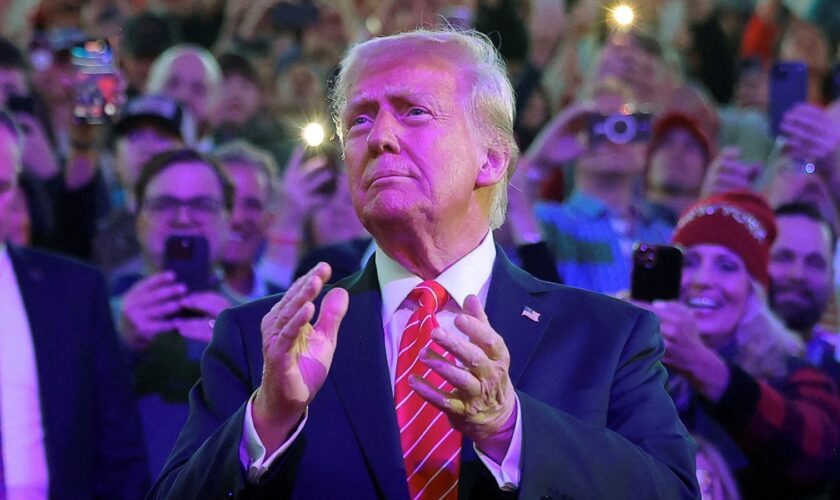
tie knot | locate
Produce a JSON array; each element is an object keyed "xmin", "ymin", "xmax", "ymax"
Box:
[{"xmin": 408, "ymin": 280, "xmax": 449, "ymax": 314}]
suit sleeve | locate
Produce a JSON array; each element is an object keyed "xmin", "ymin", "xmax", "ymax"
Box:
[
  {"xmin": 149, "ymin": 306, "xmax": 304, "ymax": 497},
  {"xmin": 89, "ymin": 269, "xmax": 151, "ymax": 499},
  {"xmin": 516, "ymin": 310, "xmax": 700, "ymax": 499}
]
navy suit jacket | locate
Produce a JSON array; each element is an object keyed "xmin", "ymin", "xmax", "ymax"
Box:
[
  {"xmin": 8, "ymin": 245, "xmax": 149, "ymax": 499},
  {"xmin": 151, "ymin": 249, "xmax": 698, "ymax": 499}
]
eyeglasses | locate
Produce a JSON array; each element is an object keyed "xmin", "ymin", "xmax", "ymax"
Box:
[{"xmin": 142, "ymin": 195, "xmax": 225, "ymax": 221}]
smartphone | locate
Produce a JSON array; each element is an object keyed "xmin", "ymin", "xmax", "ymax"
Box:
[
  {"xmin": 164, "ymin": 235, "xmax": 211, "ymax": 293},
  {"xmin": 768, "ymin": 61, "xmax": 808, "ymax": 137},
  {"xmin": 71, "ymin": 39, "xmax": 121, "ymax": 124},
  {"xmin": 631, "ymin": 243, "xmax": 683, "ymax": 302}
]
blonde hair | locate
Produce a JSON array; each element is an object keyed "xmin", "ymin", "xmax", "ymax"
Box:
[
  {"xmin": 330, "ymin": 28, "xmax": 519, "ymax": 229},
  {"xmin": 730, "ymin": 280, "xmax": 804, "ymax": 380}
]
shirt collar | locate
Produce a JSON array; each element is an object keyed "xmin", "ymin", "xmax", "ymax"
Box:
[{"xmin": 376, "ymin": 231, "xmax": 497, "ymax": 324}]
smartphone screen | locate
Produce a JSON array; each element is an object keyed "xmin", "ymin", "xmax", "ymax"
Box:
[
  {"xmin": 164, "ymin": 235, "xmax": 211, "ymax": 293},
  {"xmin": 71, "ymin": 39, "xmax": 120, "ymax": 124},
  {"xmin": 631, "ymin": 243, "xmax": 683, "ymax": 302},
  {"xmin": 768, "ymin": 61, "xmax": 808, "ymax": 137}
]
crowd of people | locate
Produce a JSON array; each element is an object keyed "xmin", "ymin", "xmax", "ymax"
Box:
[{"xmin": 0, "ymin": 0, "xmax": 840, "ymax": 498}]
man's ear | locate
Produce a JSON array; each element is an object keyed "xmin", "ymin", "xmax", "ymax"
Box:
[{"xmin": 475, "ymin": 146, "xmax": 511, "ymax": 188}]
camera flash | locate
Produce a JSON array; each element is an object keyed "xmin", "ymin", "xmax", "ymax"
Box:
[
  {"xmin": 302, "ymin": 123, "xmax": 325, "ymax": 147},
  {"xmin": 610, "ymin": 4, "xmax": 635, "ymax": 28}
]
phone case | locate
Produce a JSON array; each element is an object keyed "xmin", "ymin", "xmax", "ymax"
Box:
[
  {"xmin": 769, "ymin": 61, "xmax": 808, "ymax": 137},
  {"xmin": 631, "ymin": 244, "xmax": 683, "ymax": 302},
  {"xmin": 163, "ymin": 235, "xmax": 211, "ymax": 293}
]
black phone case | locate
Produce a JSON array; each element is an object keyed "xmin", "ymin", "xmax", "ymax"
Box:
[
  {"xmin": 631, "ymin": 244, "xmax": 683, "ymax": 302},
  {"xmin": 163, "ymin": 235, "xmax": 210, "ymax": 293}
]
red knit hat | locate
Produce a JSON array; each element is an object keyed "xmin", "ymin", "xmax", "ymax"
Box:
[
  {"xmin": 647, "ymin": 112, "xmax": 713, "ymax": 164},
  {"xmin": 672, "ymin": 190, "xmax": 777, "ymax": 289}
]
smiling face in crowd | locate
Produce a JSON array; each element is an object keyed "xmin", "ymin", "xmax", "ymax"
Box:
[
  {"xmin": 220, "ymin": 160, "xmax": 271, "ymax": 267},
  {"xmin": 680, "ymin": 244, "xmax": 752, "ymax": 348},
  {"xmin": 769, "ymin": 214, "xmax": 835, "ymax": 335}
]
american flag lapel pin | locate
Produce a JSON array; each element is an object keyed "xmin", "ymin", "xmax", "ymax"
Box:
[{"xmin": 521, "ymin": 306, "xmax": 540, "ymax": 322}]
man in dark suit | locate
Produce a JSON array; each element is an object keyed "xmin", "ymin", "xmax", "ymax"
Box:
[
  {"xmin": 0, "ymin": 114, "xmax": 149, "ymax": 496},
  {"xmin": 151, "ymin": 29, "xmax": 698, "ymax": 499}
]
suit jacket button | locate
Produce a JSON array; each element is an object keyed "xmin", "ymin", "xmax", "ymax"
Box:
[
  {"xmin": 226, "ymin": 490, "xmax": 234, "ymax": 497},
  {"xmin": 540, "ymin": 496, "xmax": 552, "ymax": 500}
]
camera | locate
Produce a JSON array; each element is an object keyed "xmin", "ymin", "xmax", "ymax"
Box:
[{"xmin": 588, "ymin": 112, "xmax": 652, "ymax": 145}]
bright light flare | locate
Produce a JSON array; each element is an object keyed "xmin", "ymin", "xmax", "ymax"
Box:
[
  {"xmin": 302, "ymin": 123, "xmax": 325, "ymax": 147},
  {"xmin": 610, "ymin": 4, "xmax": 635, "ymax": 28}
]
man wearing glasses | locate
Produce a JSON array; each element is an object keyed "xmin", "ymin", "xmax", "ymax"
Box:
[{"xmin": 110, "ymin": 147, "xmax": 237, "ymax": 478}]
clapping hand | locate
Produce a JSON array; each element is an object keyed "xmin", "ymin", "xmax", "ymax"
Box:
[
  {"xmin": 252, "ymin": 263, "xmax": 349, "ymax": 454},
  {"xmin": 410, "ymin": 295, "xmax": 517, "ymax": 463}
]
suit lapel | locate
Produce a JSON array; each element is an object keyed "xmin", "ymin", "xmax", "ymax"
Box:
[
  {"xmin": 484, "ymin": 247, "xmax": 554, "ymax": 385},
  {"xmin": 328, "ymin": 258, "xmax": 410, "ymax": 499}
]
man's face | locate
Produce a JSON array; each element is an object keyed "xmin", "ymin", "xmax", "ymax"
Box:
[
  {"xmin": 0, "ymin": 67, "xmax": 28, "ymax": 104},
  {"xmin": 769, "ymin": 214, "xmax": 834, "ymax": 333},
  {"xmin": 115, "ymin": 122, "xmax": 182, "ymax": 190},
  {"xmin": 217, "ymin": 74, "xmax": 261, "ymax": 126},
  {"xmin": 155, "ymin": 52, "xmax": 216, "ymax": 124},
  {"xmin": 0, "ymin": 127, "xmax": 20, "ymax": 241},
  {"xmin": 136, "ymin": 161, "xmax": 230, "ymax": 270},
  {"xmin": 221, "ymin": 162, "xmax": 270, "ymax": 266},
  {"xmin": 341, "ymin": 50, "xmax": 503, "ymax": 234},
  {"xmin": 647, "ymin": 128, "xmax": 707, "ymax": 196}
]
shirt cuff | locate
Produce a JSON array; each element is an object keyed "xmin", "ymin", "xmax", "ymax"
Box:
[
  {"xmin": 239, "ymin": 391, "xmax": 308, "ymax": 483},
  {"xmin": 473, "ymin": 395, "xmax": 522, "ymax": 491}
]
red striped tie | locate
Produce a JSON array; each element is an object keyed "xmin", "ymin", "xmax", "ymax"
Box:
[{"xmin": 394, "ymin": 281, "xmax": 462, "ymax": 500}]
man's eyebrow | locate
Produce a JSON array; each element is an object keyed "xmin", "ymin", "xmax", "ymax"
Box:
[{"xmin": 345, "ymin": 87, "xmax": 441, "ymax": 113}]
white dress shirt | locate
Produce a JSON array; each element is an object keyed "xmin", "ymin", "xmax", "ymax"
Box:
[
  {"xmin": 0, "ymin": 246, "xmax": 49, "ymax": 499},
  {"xmin": 240, "ymin": 233, "xmax": 523, "ymax": 490}
]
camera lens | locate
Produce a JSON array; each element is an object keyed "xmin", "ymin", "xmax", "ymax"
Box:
[
  {"xmin": 605, "ymin": 114, "xmax": 636, "ymax": 144},
  {"xmin": 642, "ymin": 249, "xmax": 656, "ymax": 269}
]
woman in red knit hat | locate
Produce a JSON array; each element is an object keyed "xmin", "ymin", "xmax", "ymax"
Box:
[{"xmin": 634, "ymin": 190, "xmax": 840, "ymax": 499}]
